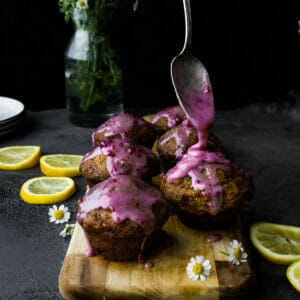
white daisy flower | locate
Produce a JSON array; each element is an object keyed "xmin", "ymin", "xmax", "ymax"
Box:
[
  {"xmin": 48, "ymin": 205, "xmax": 70, "ymax": 224},
  {"xmin": 227, "ymin": 239, "xmax": 248, "ymax": 265},
  {"xmin": 186, "ymin": 255, "xmax": 212, "ymax": 282},
  {"xmin": 60, "ymin": 223, "xmax": 76, "ymax": 238},
  {"xmin": 76, "ymin": 0, "xmax": 88, "ymax": 10}
]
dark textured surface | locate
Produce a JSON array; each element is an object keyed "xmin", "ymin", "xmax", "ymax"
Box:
[
  {"xmin": 1, "ymin": 1, "xmax": 299, "ymax": 111},
  {"xmin": 0, "ymin": 106, "xmax": 299, "ymax": 299}
]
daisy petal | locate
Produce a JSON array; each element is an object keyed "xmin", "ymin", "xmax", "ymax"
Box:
[
  {"xmin": 195, "ymin": 255, "xmax": 203, "ymax": 263},
  {"xmin": 203, "ymin": 260, "xmax": 210, "ymax": 267},
  {"xmin": 192, "ymin": 274, "xmax": 199, "ymax": 281},
  {"xmin": 59, "ymin": 204, "xmax": 65, "ymax": 209}
]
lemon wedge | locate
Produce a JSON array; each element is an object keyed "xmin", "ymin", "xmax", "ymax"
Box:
[
  {"xmin": 0, "ymin": 146, "xmax": 41, "ymax": 170},
  {"xmin": 287, "ymin": 260, "xmax": 300, "ymax": 292},
  {"xmin": 20, "ymin": 176, "xmax": 76, "ymax": 204},
  {"xmin": 40, "ymin": 154, "xmax": 83, "ymax": 177},
  {"xmin": 250, "ymin": 222, "xmax": 300, "ymax": 264},
  {"xmin": 151, "ymin": 175, "xmax": 161, "ymax": 187},
  {"xmin": 151, "ymin": 139, "xmax": 159, "ymax": 157}
]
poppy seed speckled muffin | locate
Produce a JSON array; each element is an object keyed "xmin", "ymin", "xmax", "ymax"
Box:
[
  {"xmin": 157, "ymin": 119, "xmax": 224, "ymax": 168},
  {"xmin": 159, "ymin": 150, "xmax": 253, "ymax": 229},
  {"xmin": 77, "ymin": 175, "xmax": 170, "ymax": 261},
  {"xmin": 92, "ymin": 113, "xmax": 157, "ymax": 148},
  {"xmin": 150, "ymin": 106, "xmax": 186, "ymax": 133},
  {"xmin": 80, "ymin": 139, "xmax": 160, "ymax": 185}
]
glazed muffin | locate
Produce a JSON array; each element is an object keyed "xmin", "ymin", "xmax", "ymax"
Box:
[
  {"xmin": 92, "ymin": 112, "xmax": 157, "ymax": 148},
  {"xmin": 157, "ymin": 119, "xmax": 224, "ymax": 168},
  {"xmin": 77, "ymin": 175, "xmax": 170, "ymax": 261},
  {"xmin": 80, "ymin": 139, "xmax": 160, "ymax": 185},
  {"xmin": 151, "ymin": 106, "xmax": 186, "ymax": 133},
  {"xmin": 160, "ymin": 151, "xmax": 253, "ymax": 229}
]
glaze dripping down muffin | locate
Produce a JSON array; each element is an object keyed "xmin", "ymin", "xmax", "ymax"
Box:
[
  {"xmin": 160, "ymin": 148, "xmax": 253, "ymax": 229},
  {"xmin": 80, "ymin": 139, "xmax": 159, "ymax": 185},
  {"xmin": 77, "ymin": 175, "xmax": 170, "ymax": 261},
  {"xmin": 92, "ymin": 112, "xmax": 157, "ymax": 148},
  {"xmin": 157, "ymin": 119, "xmax": 224, "ymax": 167},
  {"xmin": 151, "ymin": 106, "xmax": 186, "ymax": 133}
]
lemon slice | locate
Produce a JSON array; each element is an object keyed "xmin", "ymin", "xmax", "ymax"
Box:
[
  {"xmin": 250, "ymin": 222, "xmax": 300, "ymax": 264},
  {"xmin": 152, "ymin": 139, "xmax": 159, "ymax": 157},
  {"xmin": 0, "ymin": 146, "xmax": 41, "ymax": 170},
  {"xmin": 151, "ymin": 175, "xmax": 161, "ymax": 187},
  {"xmin": 40, "ymin": 154, "xmax": 83, "ymax": 177},
  {"xmin": 20, "ymin": 176, "xmax": 76, "ymax": 204},
  {"xmin": 287, "ymin": 260, "xmax": 300, "ymax": 292}
]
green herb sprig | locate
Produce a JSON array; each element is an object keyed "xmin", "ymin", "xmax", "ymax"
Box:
[{"xmin": 59, "ymin": 0, "xmax": 127, "ymax": 112}]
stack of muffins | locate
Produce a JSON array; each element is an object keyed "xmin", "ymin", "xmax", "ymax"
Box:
[{"xmin": 77, "ymin": 107, "xmax": 253, "ymax": 262}]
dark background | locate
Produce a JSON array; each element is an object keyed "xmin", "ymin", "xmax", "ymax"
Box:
[{"xmin": 0, "ymin": 0, "xmax": 299, "ymax": 111}]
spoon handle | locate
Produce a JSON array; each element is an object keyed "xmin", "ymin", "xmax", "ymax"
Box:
[{"xmin": 181, "ymin": 0, "xmax": 192, "ymax": 54}]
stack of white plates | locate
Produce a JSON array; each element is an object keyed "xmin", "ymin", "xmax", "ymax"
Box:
[{"xmin": 0, "ymin": 97, "xmax": 25, "ymax": 138}]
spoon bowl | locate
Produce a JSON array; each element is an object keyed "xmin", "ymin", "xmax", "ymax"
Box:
[{"xmin": 171, "ymin": 0, "xmax": 215, "ymax": 131}]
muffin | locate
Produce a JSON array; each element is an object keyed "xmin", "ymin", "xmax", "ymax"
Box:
[
  {"xmin": 77, "ymin": 175, "xmax": 170, "ymax": 261},
  {"xmin": 160, "ymin": 150, "xmax": 253, "ymax": 229},
  {"xmin": 92, "ymin": 112, "xmax": 157, "ymax": 148},
  {"xmin": 151, "ymin": 106, "xmax": 186, "ymax": 133},
  {"xmin": 157, "ymin": 119, "xmax": 224, "ymax": 168},
  {"xmin": 80, "ymin": 139, "xmax": 160, "ymax": 185}
]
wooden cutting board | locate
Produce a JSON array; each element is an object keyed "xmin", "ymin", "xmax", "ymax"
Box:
[{"xmin": 59, "ymin": 216, "xmax": 254, "ymax": 299}]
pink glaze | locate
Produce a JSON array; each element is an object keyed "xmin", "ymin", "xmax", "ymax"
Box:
[
  {"xmin": 179, "ymin": 73, "xmax": 214, "ymax": 150},
  {"xmin": 181, "ymin": 74, "xmax": 214, "ymax": 130},
  {"xmin": 206, "ymin": 233, "xmax": 223, "ymax": 243},
  {"xmin": 77, "ymin": 175, "xmax": 165, "ymax": 237},
  {"xmin": 166, "ymin": 150, "xmax": 228, "ymax": 183},
  {"xmin": 166, "ymin": 71, "xmax": 229, "ymax": 215},
  {"xmin": 151, "ymin": 106, "xmax": 186, "ymax": 129},
  {"xmin": 83, "ymin": 231, "xmax": 94, "ymax": 257},
  {"xmin": 92, "ymin": 113, "xmax": 149, "ymax": 147},
  {"xmin": 138, "ymin": 254, "xmax": 145, "ymax": 264},
  {"xmin": 167, "ymin": 159, "xmax": 229, "ymax": 215},
  {"xmin": 144, "ymin": 261, "xmax": 154, "ymax": 269},
  {"xmin": 81, "ymin": 139, "xmax": 154, "ymax": 178},
  {"xmin": 138, "ymin": 253, "xmax": 154, "ymax": 268},
  {"xmin": 158, "ymin": 119, "xmax": 194, "ymax": 159},
  {"xmin": 166, "ymin": 144, "xmax": 229, "ymax": 215}
]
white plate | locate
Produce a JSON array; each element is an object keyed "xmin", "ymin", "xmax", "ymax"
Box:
[{"xmin": 0, "ymin": 97, "xmax": 25, "ymax": 123}]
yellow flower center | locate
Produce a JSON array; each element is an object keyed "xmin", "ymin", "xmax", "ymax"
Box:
[
  {"xmin": 54, "ymin": 210, "xmax": 64, "ymax": 220},
  {"xmin": 79, "ymin": 1, "xmax": 86, "ymax": 7},
  {"xmin": 192, "ymin": 263, "xmax": 203, "ymax": 275},
  {"xmin": 233, "ymin": 247, "xmax": 242, "ymax": 259}
]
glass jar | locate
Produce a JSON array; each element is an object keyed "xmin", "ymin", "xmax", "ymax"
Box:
[{"xmin": 65, "ymin": 4, "xmax": 124, "ymax": 127}]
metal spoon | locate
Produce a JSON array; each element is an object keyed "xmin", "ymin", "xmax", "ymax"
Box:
[{"xmin": 171, "ymin": 0, "xmax": 215, "ymax": 132}]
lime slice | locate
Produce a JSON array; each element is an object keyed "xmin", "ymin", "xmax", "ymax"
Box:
[
  {"xmin": 20, "ymin": 176, "xmax": 76, "ymax": 204},
  {"xmin": 0, "ymin": 146, "xmax": 41, "ymax": 170},
  {"xmin": 250, "ymin": 222, "xmax": 300, "ymax": 264},
  {"xmin": 287, "ymin": 260, "xmax": 300, "ymax": 292},
  {"xmin": 40, "ymin": 154, "xmax": 83, "ymax": 177}
]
